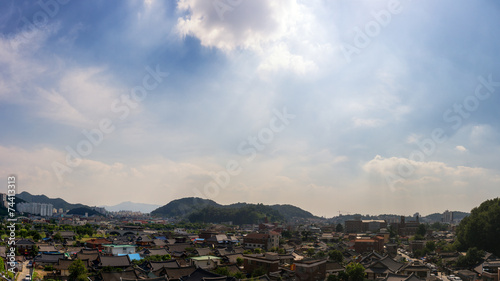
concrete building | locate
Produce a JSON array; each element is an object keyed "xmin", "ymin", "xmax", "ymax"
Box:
[{"xmin": 17, "ymin": 202, "xmax": 53, "ymax": 216}]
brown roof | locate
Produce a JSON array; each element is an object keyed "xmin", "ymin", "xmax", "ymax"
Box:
[
  {"xmin": 244, "ymin": 233, "xmax": 269, "ymax": 239},
  {"xmin": 77, "ymin": 252, "xmax": 99, "ymax": 261}
]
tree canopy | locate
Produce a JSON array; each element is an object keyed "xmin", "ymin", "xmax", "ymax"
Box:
[
  {"xmin": 456, "ymin": 197, "xmax": 500, "ymax": 256},
  {"xmin": 68, "ymin": 259, "xmax": 87, "ymax": 281}
]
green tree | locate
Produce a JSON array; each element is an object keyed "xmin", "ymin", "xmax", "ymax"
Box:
[
  {"xmin": 236, "ymin": 257, "xmax": 243, "ymax": 266},
  {"xmin": 252, "ymin": 266, "xmax": 266, "ymax": 277},
  {"xmin": 425, "ymin": 241, "xmax": 436, "ymax": 252},
  {"xmin": 307, "ymin": 248, "xmax": 316, "ymax": 257},
  {"xmin": 456, "ymin": 198, "xmax": 500, "ymax": 256},
  {"xmin": 416, "ymin": 224, "xmax": 427, "ymax": 237},
  {"xmin": 456, "ymin": 247, "xmax": 485, "ymax": 268},
  {"xmin": 346, "ymin": 263, "xmax": 365, "ymax": 281},
  {"xmin": 329, "ymin": 250, "xmax": 344, "ymax": 263},
  {"xmin": 336, "ymin": 223, "xmax": 344, "ymax": 233},
  {"xmin": 68, "ymin": 259, "xmax": 87, "ymax": 281},
  {"xmin": 53, "ymin": 232, "xmax": 63, "ymax": 242}
]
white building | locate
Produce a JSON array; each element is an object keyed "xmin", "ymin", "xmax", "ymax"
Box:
[
  {"xmin": 17, "ymin": 202, "xmax": 54, "ymax": 216},
  {"xmin": 102, "ymin": 244, "xmax": 136, "ymax": 256}
]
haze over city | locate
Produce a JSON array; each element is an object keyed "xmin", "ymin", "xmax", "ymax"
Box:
[{"xmin": 0, "ymin": 0, "xmax": 499, "ymax": 217}]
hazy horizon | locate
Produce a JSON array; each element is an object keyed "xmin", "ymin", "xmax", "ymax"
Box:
[{"xmin": 1, "ymin": 0, "xmax": 499, "ymax": 217}]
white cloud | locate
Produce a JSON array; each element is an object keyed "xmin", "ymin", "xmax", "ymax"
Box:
[
  {"xmin": 455, "ymin": 145, "xmax": 467, "ymax": 152},
  {"xmin": 175, "ymin": 0, "xmax": 337, "ymax": 75}
]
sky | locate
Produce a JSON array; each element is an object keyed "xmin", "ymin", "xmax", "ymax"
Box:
[{"xmin": 0, "ymin": 0, "xmax": 499, "ymax": 217}]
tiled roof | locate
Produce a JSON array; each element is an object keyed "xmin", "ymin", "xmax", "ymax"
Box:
[
  {"xmin": 164, "ymin": 266, "xmax": 197, "ymax": 280},
  {"xmin": 148, "ymin": 260, "xmax": 180, "ymax": 271},
  {"xmin": 99, "ymin": 255, "xmax": 131, "ymax": 267},
  {"xmin": 100, "ymin": 270, "xmax": 138, "ymax": 281}
]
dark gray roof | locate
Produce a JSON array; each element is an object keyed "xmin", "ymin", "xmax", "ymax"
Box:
[
  {"xmin": 34, "ymin": 253, "xmax": 66, "ymax": 264},
  {"xmin": 100, "ymin": 270, "xmax": 138, "ymax": 281},
  {"xmin": 164, "ymin": 266, "xmax": 197, "ymax": 280},
  {"xmin": 99, "ymin": 255, "xmax": 131, "ymax": 267},
  {"xmin": 144, "ymin": 248, "xmax": 170, "ymax": 256},
  {"xmin": 148, "ymin": 260, "xmax": 180, "ymax": 271}
]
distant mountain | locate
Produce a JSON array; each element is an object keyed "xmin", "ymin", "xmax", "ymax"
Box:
[
  {"xmin": 16, "ymin": 191, "xmax": 89, "ymax": 211},
  {"xmin": 100, "ymin": 201, "xmax": 161, "ymax": 213},
  {"xmin": 151, "ymin": 197, "xmax": 220, "ymax": 217},
  {"xmin": 151, "ymin": 197, "xmax": 317, "ymax": 222}
]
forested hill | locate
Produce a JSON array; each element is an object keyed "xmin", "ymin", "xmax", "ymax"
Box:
[
  {"xmin": 188, "ymin": 204, "xmax": 285, "ymax": 225},
  {"xmin": 151, "ymin": 197, "xmax": 317, "ymax": 222}
]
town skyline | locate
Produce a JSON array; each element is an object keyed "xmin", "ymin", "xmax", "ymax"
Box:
[{"xmin": 1, "ymin": 1, "xmax": 499, "ymax": 218}]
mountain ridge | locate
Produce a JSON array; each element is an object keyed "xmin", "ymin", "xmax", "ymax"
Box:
[{"xmin": 16, "ymin": 191, "xmax": 90, "ymax": 211}]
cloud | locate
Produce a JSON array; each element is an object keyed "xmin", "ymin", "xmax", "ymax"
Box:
[
  {"xmin": 455, "ymin": 145, "xmax": 467, "ymax": 152},
  {"xmin": 175, "ymin": 0, "xmax": 337, "ymax": 75}
]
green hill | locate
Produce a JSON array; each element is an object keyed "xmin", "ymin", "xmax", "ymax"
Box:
[
  {"xmin": 188, "ymin": 204, "xmax": 285, "ymax": 225},
  {"xmin": 150, "ymin": 197, "xmax": 220, "ymax": 217},
  {"xmin": 270, "ymin": 204, "xmax": 316, "ymax": 219},
  {"xmin": 16, "ymin": 191, "xmax": 89, "ymax": 211},
  {"xmin": 151, "ymin": 197, "xmax": 317, "ymax": 222}
]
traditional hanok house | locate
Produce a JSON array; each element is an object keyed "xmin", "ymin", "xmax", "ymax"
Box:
[
  {"xmin": 141, "ymin": 248, "xmax": 170, "ymax": 258},
  {"xmin": 193, "ymin": 247, "xmax": 211, "ymax": 257},
  {"xmin": 178, "ymin": 267, "xmax": 237, "ymax": 281},
  {"xmin": 167, "ymin": 243, "xmax": 192, "ymax": 258},
  {"xmin": 65, "ymin": 247, "xmax": 82, "ymax": 256},
  {"xmin": 152, "ymin": 239, "xmax": 166, "ymax": 248},
  {"xmin": 54, "ymin": 258, "xmax": 90, "ymax": 277},
  {"xmin": 188, "ymin": 256, "xmax": 222, "ymax": 270},
  {"xmin": 381, "ymin": 273, "xmax": 424, "ymax": 281},
  {"xmin": 223, "ymin": 253, "xmax": 244, "ymax": 265},
  {"xmin": 326, "ymin": 261, "xmax": 345, "ymax": 276},
  {"xmin": 16, "ymin": 239, "xmax": 36, "ymax": 256},
  {"xmin": 206, "ymin": 234, "xmax": 229, "ymax": 245},
  {"xmin": 38, "ymin": 245, "xmax": 59, "ymax": 254},
  {"xmin": 162, "ymin": 266, "xmax": 197, "ymax": 281},
  {"xmin": 364, "ymin": 256, "xmax": 405, "ymax": 280},
  {"xmin": 76, "ymin": 252, "xmax": 99, "ymax": 267},
  {"xmin": 97, "ymin": 255, "xmax": 131, "ymax": 270},
  {"xmin": 216, "ymin": 264, "xmax": 243, "ymax": 276},
  {"xmin": 478, "ymin": 258, "xmax": 500, "ymax": 281},
  {"xmin": 358, "ymin": 251, "xmax": 384, "ymax": 266},
  {"xmin": 136, "ymin": 235, "xmax": 154, "ymax": 247},
  {"xmin": 85, "ymin": 238, "xmax": 112, "ymax": 251},
  {"xmin": 58, "ymin": 231, "xmax": 76, "ymax": 242},
  {"xmin": 34, "ymin": 253, "xmax": 66, "ymax": 267},
  {"xmin": 99, "ymin": 269, "xmax": 140, "ymax": 281},
  {"xmin": 146, "ymin": 260, "xmax": 181, "ymax": 272},
  {"xmin": 399, "ymin": 261, "xmax": 431, "ymax": 279}
]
